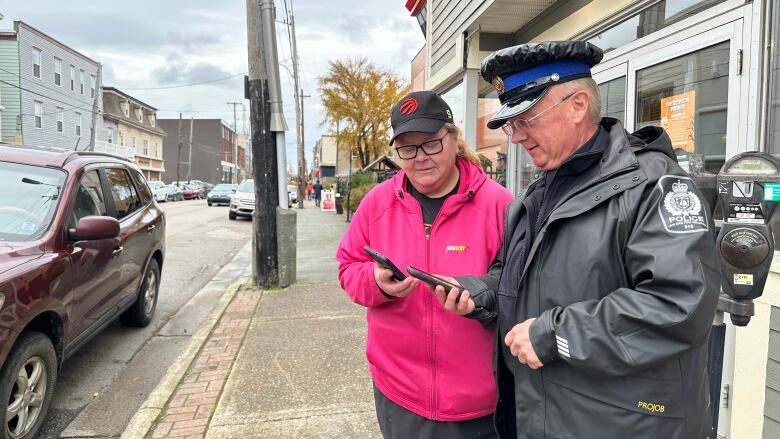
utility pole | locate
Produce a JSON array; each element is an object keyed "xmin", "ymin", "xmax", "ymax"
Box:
[
  {"xmin": 88, "ymin": 63, "xmax": 102, "ymax": 151},
  {"xmin": 347, "ymin": 150, "xmax": 353, "ymax": 222},
  {"xmin": 285, "ymin": 0, "xmax": 307, "ymax": 209},
  {"xmin": 227, "ymin": 102, "xmax": 242, "ymax": 182},
  {"xmin": 297, "ymin": 88, "xmax": 309, "ymax": 208},
  {"xmin": 176, "ymin": 113, "xmax": 182, "ymax": 184},
  {"xmin": 187, "ymin": 117, "xmax": 194, "ymax": 182},
  {"xmin": 247, "ymin": 0, "xmax": 290, "ymax": 287}
]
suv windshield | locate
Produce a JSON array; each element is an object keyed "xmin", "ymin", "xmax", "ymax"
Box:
[
  {"xmin": 212, "ymin": 184, "xmax": 233, "ymax": 192},
  {"xmin": 238, "ymin": 180, "xmax": 254, "ymax": 193},
  {"xmin": 0, "ymin": 161, "xmax": 66, "ymax": 242}
]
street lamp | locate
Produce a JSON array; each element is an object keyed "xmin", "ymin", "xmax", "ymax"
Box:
[{"xmin": 346, "ymin": 150, "xmax": 354, "ymax": 223}]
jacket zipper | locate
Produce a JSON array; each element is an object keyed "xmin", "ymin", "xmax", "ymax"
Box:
[{"xmin": 425, "ymin": 195, "xmax": 459, "ymax": 421}]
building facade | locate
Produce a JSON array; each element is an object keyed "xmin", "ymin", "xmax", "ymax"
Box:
[
  {"xmin": 0, "ymin": 21, "xmax": 102, "ymax": 150},
  {"xmin": 408, "ymin": 1, "xmax": 780, "ymax": 437},
  {"xmin": 158, "ymin": 118, "xmax": 244, "ymax": 185},
  {"xmin": 102, "ymin": 87, "xmax": 166, "ymax": 180},
  {"xmin": 313, "ymin": 134, "xmax": 338, "ymax": 183}
]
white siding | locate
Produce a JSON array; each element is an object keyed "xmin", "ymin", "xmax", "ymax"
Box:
[
  {"xmin": 430, "ymin": 0, "xmax": 487, "ymax": 75},
  {"xmin": 16, "ymin": 22, "xmax": 102, "ymax": 150}
]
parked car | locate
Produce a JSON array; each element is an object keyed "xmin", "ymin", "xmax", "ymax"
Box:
[
  {"xmin": 0, "ymin": 145, "xmax": 165, "ymax": 438},
  {"xmin": 207, "ymin": 184, "xmax": 235, "ymax": 206},
  {"xmin": 181, "ymin": 184, "xmax": 204, "ymax": 200},
  {"xmin": 147, "ymin": 180, "xmax": 168, "ymax": 202},
  {"xmin": 229, "ymin": 179, "xmax": 254, "ymax": 220},
  {"xmin": 164, "ymin": 184, "xmax": 184, "ymax": 202}
]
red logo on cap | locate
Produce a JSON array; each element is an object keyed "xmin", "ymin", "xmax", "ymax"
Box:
[{"xmin": 400, "ymin": 98, "xmax": 418, "ymax": 115}]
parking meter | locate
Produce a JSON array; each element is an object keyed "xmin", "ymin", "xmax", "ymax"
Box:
[{"xmin": 716, "ymin": 152, "xmax": 780, "ymax": 326}]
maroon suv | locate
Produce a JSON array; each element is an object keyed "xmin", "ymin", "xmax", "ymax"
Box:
[{"xmin": 0, "ymin": 145, "xmax": 165, "ymax": 439}]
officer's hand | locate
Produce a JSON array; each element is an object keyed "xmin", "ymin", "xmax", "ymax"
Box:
[
  {"xmin": 504, "ymin": 318, "xmax": 543, "ymax": 369},
  {"xmin": 428, "ymin": 277, "xmax": 475, "ymax": 316},
  {"xmin": 374, "ymin": 265, "xmax": 417, "ymax": 298}
]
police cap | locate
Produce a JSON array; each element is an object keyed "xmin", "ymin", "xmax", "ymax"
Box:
[{"xmin": 481, "ymin": 41, "xmax": 604, "ymax": 129}]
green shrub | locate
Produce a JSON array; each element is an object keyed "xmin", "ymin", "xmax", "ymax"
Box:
[
  {"xmin": 348, "ymin": 183, "xmax": 376, "ymax": 214},
  {"xmin": 350, "ymin": 171, "xmax": 375, "ymax": 188}
]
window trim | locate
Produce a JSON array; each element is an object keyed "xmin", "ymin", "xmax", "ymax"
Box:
[
  {"xmin": 75, "ymin": 112, "xmax": 82, "ymax": 137},
  {"xmin": 79, "ymin": 69, "xmax": 85, "ymax": 95},
  {"xmin": 70, "ymin": 65, "xmax": 75, "ymax": 92},
  {"xmin": 56, "ymin": 107, "xmax": 64, "ymax": 133},
  {"xmin": 33, "ymin": 100, "xmax": 43, "ymax": 129},
  {"xmin": 54, "ymin": 57, "xmax": 62, "ymax": 86},
  {"xmin": 32, "ymin": 47, "xmax": 41, "ymax": 79}
]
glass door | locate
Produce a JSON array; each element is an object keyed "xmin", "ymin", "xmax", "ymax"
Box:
[
  {"xmin": 627, "ymin": 19, "xmax": 743, "ymax": 172},
  {"xmin": 593, "ymin": 63, "xmax": 628, "ymax": 126}
]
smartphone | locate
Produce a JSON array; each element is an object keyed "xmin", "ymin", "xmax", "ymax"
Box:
[
  {"xmin": 364, "ymin": 246, "xmax": 406, "ymax": 281},
  {"xmin": 407, "ymin": 265, "xmax": 463, "ymax": 300}
]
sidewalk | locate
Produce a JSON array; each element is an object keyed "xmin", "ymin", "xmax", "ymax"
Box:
[{"xmin": 124, "ymin": 201, "xmax": 380, "ymax": 438}]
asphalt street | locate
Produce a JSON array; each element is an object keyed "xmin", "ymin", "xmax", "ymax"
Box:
[{"xmin": 39, "ymin": 199, "xmax": 252, "ymax": 438}]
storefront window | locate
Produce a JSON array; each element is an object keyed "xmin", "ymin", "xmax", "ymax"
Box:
[
  {"xmin": 767, "ymin": 1, "xmax": 780, "ymax": 156},
  {"xmin": 477, "ymin": 91, "xmax": 507, "ymax": 187},
  {"xmin": 587, "ymin": 0, "xmax": 726, "ymax": 53},
  {"xmin": 598, "ymin": 76, "xmax": 626, "ymax": 125},
  {"xmin": 765, "ymin": 0, "xmax": 780, "ymax": 246},
  {"xmin": 440, "ymin": 81, "xmax": 465, "ymax": 132},
  {"xmin": 635, "ymin": 41, "xmax": 729, "ymax": 174}
]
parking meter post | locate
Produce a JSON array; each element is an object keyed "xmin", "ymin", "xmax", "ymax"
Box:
[{"xmin": 706, "ymin": 152, "xmax": 780, "ymax": 435}]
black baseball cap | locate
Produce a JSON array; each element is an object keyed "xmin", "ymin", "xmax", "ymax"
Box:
[{"xmin": 389, "ymin": 91, "xmax": 454, "ymax": 145}]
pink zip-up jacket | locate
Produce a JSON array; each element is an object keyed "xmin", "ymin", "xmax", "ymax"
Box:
[{"xmin": 337, "ymin": 158, "xmax": 513, "ymax": 421}]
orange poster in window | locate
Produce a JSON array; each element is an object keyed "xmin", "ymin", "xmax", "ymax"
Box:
[{"xmin": 660, "ymin": 91, "xmax": 696, "ymax": 153}]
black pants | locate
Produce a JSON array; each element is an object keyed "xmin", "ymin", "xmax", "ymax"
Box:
[{"xmin": 373, "ymin": 385, "xmax": 497, "ymax": 439}]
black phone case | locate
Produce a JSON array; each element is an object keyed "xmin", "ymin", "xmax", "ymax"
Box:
[
  {"xmin": 363, "ymin": 246, "xmax": 406, "ymax": 281},
  {"xmin": 406, "ymin": 265, "xmax": 462, "ymax": 300}
]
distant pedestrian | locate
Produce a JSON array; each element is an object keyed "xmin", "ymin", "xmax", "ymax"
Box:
[
  {"xmin": 306, "ymin": 182, "xmax": 314, "ymax": 201},
  {"xmin": 313, "ymin": 180, "xmax": 323, "ymax": 207}
]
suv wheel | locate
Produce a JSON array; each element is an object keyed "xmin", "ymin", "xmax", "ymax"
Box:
[
  {"xmin": 0, "ymin": 332, "xmax": 56, "ymax": 439},
  {"xmin": 229, "ymin": 211, "xmax": 236, "ymax": 220},
  {"xmin": 120, "ymin": 259, "xmax": 160, "ymax": 327}
]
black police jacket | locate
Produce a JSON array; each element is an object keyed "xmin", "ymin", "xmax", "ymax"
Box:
[{"xmin": 458, "ymin": 118, "xmax": 720, "ymax": 439}]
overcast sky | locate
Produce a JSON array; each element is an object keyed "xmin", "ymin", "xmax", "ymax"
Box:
[{"xmin": 1, "ymin": 0, "xmax": 424, "ymax": 174}]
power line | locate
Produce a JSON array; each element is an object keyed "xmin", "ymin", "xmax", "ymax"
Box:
[
  {"xmin": 0, "ymin": 78, "xmax": 100, "ymax": 116},
  {"xmin": 0, "ymin": 66, "xmax": 95, "ymax": 105},
  {"xmin": 121, "ymin": 73, "xmax": 246, "ymax": 90}
]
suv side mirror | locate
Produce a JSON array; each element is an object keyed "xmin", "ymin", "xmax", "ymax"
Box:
[{"xmin": 69, "ymin": 216, "xmax": 120, "ymax": 241}]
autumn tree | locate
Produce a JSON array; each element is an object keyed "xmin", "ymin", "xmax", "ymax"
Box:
[{"xmin": 318, "ymin": 58, "xmax": 409, "ymax": 168}]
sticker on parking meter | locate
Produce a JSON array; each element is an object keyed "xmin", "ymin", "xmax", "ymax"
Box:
[
  {"xmin": 727, "ymin": 203, "xmax": 764, "ymax": 224},
  {"xmin": 734, "ymin": 274, "xmax": 754, "ymax": 286},
  {"xmin": 764, "ymin": 182, "xmax": 780, "ymax": 201}
]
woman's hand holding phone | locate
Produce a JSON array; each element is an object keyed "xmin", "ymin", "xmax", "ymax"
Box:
[{"xmin": 374, "ymin": 265, "xmax": 417, "ymax": 298}]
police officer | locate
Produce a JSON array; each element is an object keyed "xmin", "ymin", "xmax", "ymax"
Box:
[{"xmin": 433, "ymin": 41, "xmax": 720, "ymax": 438}]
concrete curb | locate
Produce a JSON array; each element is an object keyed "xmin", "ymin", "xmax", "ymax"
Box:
[{"xmin": 121, "ymin": 281, "xmax": 244, "ymax": 439}]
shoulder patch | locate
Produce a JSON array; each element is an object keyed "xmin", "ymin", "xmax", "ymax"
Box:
[{"xmin": 656, "ymin": 175, "xmax": 709, "ymax": 234}]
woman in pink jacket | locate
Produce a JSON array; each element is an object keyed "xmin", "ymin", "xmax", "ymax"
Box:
[{"xmin": 337, "ymin": 91, "xmax": 513, "ymax": 438}]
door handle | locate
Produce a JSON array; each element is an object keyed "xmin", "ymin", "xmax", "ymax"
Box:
[
  {"xmin": 113, "ymin": 246, "xmax": 124, "ymax": 255},
  {"xmin": 147, "ymin": 224, "xmax": 156, "ymax": 232}
]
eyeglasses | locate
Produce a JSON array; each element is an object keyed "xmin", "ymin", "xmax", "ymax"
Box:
[
  {"xmin": 395, "ymin": 136, "xmax": 446, "ymax": 160},
  {"xmin": 501, "ymin": 92, "xmax": 577, "ymax": 136}
]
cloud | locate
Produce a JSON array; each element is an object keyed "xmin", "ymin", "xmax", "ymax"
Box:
[{"xmin": 2, "ymin": 0, "xmax": 424, "ymax": 172}]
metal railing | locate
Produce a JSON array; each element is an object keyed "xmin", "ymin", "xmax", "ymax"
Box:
[{"xmin": 92, "ymin": 140, "xmax": 135, "ymax": 159}]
